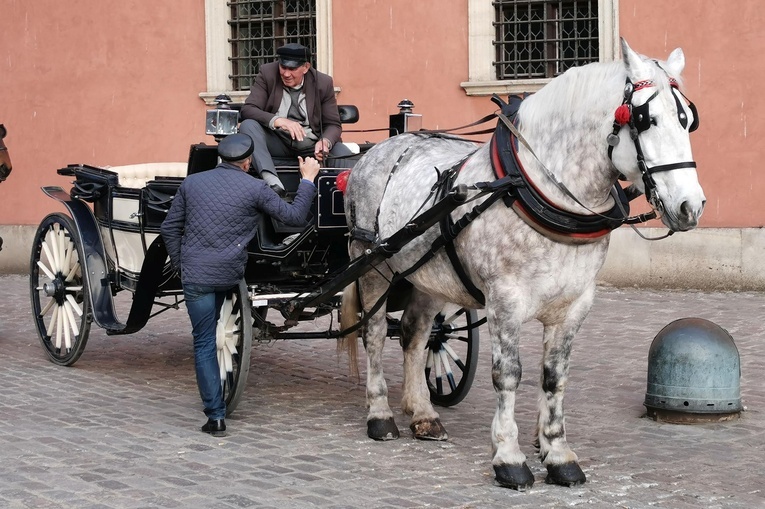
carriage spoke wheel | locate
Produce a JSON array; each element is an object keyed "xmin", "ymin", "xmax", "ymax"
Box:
[
  {"xmin": 426, "ymin": 308, "xmax": 479, "ymax": 407},
  {"xmin": 216, "ymin": 280, "xmax": 253, "ymax": 416},
  {"xmin": 30, "ymin": 213, "xmax": 92, "ymax": 366}
]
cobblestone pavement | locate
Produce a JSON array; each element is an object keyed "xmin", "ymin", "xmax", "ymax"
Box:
[{"xmin": 0, "ymin": 273, "xmax": 763, "ymax": 508}]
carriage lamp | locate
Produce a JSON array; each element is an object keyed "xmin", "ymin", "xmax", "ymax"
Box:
[
  {"xmin": 206, "ymin": 94, "xmax": 240, "ymax": 140},
  {"xmin": 389, "ymin": 99, "xmax": 422, "ymax": 135}
]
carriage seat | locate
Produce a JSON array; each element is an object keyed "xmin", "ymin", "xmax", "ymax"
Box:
[{"xmin": 108, "ymin": 162, "xmax": 188, "ymax": 189}]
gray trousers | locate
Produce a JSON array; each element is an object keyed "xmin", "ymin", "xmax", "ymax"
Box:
[{"xmin": 239, "ymin": 119, "xmax": 355, "ymax": 188}]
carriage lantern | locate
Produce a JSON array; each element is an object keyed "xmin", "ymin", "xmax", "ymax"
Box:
[
  {"xmin": 644, "ymin": 317, "xmax": 743, "ymax": 423},
  {"xmin": 389, "ymin": 98, "xmax": 422, "ymax": 135},
  {"xmin": 205, "ymin": 94, "xmax": 240, "ymax": 141}
]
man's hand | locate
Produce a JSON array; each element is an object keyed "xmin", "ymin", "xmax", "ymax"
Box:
[
  {"xmin": 298, "ymin": 156, "xmax": 320, "ymax": 182},
  {"xmin": 273, "ymin": 117, "xmax": 305, "ymax": 141},
  {"xmin": 314, "ymin": 138, "xmax": 331, "ymax": 161}
]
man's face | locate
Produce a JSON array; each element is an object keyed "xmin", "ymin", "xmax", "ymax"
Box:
[{"xmin": 279, "ymin": 63, "xmax": 309, "ymax": 88}]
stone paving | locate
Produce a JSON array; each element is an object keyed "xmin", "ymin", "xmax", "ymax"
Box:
[{"xmin": 0, "ymin": 273, "xmax": 763, "ymax": 508}]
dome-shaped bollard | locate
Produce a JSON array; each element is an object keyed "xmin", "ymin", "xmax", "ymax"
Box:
[{"xmin": 644, "ymin": 317, "xmax": 742, "ymax": 423}]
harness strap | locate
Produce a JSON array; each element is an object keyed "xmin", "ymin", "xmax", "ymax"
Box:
[
  {"xmin": 646, "ymin": 161, "xmax": 697, "ymax": 174},
  {"xmin": 435, "ymin": 157, "xmax": 487, "ymax": 305}
]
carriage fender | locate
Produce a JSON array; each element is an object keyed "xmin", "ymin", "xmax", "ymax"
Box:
[{"xmin": 41, "ymin": 186, "xmax": 125, "ymax": 332}]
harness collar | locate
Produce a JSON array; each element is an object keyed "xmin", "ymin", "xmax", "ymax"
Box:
[{"xmin": 488, "ymin": 95, "xmax": 630, "ymax": 244}]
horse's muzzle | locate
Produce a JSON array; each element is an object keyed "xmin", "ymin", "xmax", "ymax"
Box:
[{"xmin": 665, "ymin": 198, "xmax": 706, "ymax": 232}]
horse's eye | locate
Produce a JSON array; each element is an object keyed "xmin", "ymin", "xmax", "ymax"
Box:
[{"xmin": 650, "ymin": 117, "xmax": 658, "ymax": 126}]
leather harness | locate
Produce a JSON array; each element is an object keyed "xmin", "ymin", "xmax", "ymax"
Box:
[{"xmin": 349, "ymin": 79, "xmax": 698, "ymax": 308}]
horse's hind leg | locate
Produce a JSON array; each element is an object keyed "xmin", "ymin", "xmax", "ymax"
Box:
[
  {"xmin": 357, "ymin": 269, "xmax": 400, "ymax": 441},
  {"xmin": 399, "ymin": 289, "xmax": 448, "ymax": 440},
  {"xmin": 536, "ymin": 294, "xmax": 593, "ymax": 487}
]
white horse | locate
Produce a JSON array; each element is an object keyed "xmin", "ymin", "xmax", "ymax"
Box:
[{"xmin": 340, "ymin": 39, "xmax": 704, "ymax": 490}]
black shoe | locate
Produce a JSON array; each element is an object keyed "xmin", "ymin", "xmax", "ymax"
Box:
[
  {"xmin": 201, "ymin": 418, "xmax": 226, "ymax": 437},
  {"xmin": 270, "ymin": 184, "xmax": 286, "ymax": 197}
]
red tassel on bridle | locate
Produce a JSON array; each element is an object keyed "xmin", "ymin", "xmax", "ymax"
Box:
[{"xmin": 614, "ymin": 104, "xmax": 631, "ymax": 125}]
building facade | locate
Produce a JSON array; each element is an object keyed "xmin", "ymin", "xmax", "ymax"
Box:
[{"xmin": 1, "ymin": 0, "xmax": 763, "ymax": 287}]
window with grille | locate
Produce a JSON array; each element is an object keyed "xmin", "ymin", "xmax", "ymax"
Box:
[
  {"xmin": 229, "ymin": 0, "xmax": 317, "ymax": 91},
  {"xmin": 493, "ymin": 0, "xmax": 598, "ymax": 80}
]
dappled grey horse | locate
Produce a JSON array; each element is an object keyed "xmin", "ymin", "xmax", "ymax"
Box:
[{"xmin": 340, "ymin": 39, "xmax": 705, "ymax": 490}]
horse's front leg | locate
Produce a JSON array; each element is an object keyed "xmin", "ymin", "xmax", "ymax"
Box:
[
  {"xmin": 536, "ymin": 293, "xmax": 593, "ymax": 487},
  {"xmin": 400, "ymin": 289, "xmax": 447, "ymax": 440},
  {"xmin": 488, "ymin": 304, "xmax": 535, "ymax": 490}
]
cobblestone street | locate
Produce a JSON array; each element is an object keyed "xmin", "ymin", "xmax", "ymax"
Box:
[{"xmin": 0, "ymin": 274, "xmax": 763, "ymax": 508}]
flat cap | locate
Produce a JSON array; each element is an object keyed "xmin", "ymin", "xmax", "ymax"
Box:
[
  {"xmin": 218, "ymin": 133, "xmax": 254, "ymax": 162},
  {"xmin": 276, "ymin": 43, "xmax": 310, "ymax": 68}
]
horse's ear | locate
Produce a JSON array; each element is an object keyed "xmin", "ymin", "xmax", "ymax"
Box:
[
  {"xmin": 664, "ymin": 48, "xmax": 686, "ymax": 77},
  {"xmin": 620, "ymin": 38, "xmax": 649, "ymax": 78}
]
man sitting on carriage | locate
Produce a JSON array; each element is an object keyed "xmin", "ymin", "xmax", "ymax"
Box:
[{"xmin": 238, "ymin": 43, "xmax": 355, "ymax": 196}]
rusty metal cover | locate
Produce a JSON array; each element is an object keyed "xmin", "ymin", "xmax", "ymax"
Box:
[{"xmin": 644, "ymin": 317, "xmax": 742, "ymax": 417}]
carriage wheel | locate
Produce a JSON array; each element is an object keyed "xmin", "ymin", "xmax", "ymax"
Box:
[
  {"xmin": 29, "ymin": 213, "xmax": 92, "ymax": 366},
  {"xmin": 217, "ymin": 280, "xmax": 253, "ymax": 416},
  {"xmin": 426, "ymin": 308, "xmax": 480, "ymax": 407}
]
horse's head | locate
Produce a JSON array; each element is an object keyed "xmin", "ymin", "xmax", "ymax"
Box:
[{"xmin": 609, "ymin": 39, "xmax": 706, "ymax": 232}]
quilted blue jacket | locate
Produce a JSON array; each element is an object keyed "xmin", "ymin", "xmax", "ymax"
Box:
[{"xmin": 160, "ymin": 162, "xmax": 316, "ymax": 287}]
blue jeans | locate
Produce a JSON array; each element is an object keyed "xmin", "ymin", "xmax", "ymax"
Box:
[{"xmin": 183, "ymin": 284, "xmax": 232, "ymax": 420}]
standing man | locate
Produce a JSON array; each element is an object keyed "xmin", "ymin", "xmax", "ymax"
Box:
[
  {"xmin": 0, "ymin": 124, "xmax": 12, "ymax": 252},
  {"xmin": 160, "ymin": 133, "xmax": 319, "ymax": 436},
  {"xmin": 239, "ymin": 43, "xmax": 353, "ymax": 195}
]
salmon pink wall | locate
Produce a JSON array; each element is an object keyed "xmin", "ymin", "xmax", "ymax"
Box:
[
  {"xmin": 1, "ymin": 0, "xmax": 762, "ymax": 229},
  {"xmin": 0, "ymin": 0, "xmax": 208, "ymax": 225},
  {"xmin": 620, "ymin": 0, "xmax": 765, "ymax": 227},
  {"xmin": 332, "ymin": 0, "xmax": 764, "ymax": 228},
  {"xmin": 331, "ymin": 0, "xmax": 496, "ymax": 143}
]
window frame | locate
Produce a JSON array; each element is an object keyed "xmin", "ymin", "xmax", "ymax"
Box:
[
  {"xmin": 461, "ymin": 0, "xmax": 619, "ymax": 96},
  {"xmin": 200, "ymin": 0, "xmax": 333, "ymax": 106}
]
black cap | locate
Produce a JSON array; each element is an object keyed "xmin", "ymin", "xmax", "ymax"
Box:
[
  {"xmin": 218, "ymin": 133, "xmax": 254, "ymax": 162},
  {"xmin": 276, "ymin": 43, "xmax": 310, "ymax": 68}
]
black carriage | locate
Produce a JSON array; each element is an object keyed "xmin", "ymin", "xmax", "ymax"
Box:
[{"xmin": 29, "ymin": 100, "xmax": 480, "ymax": 415}]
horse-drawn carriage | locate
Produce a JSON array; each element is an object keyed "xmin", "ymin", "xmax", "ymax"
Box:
[
  {"xmin": 31, "ymin": 40, "xmax": 705, "ymax": 490},
  {"xmin": 29, "ymin": 97, "xmax": 480, "ymax": 416}
]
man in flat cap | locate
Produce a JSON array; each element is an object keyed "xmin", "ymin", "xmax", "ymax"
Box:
[
  {"xmin": 239, "ymin": 42, "xmax": 353, "ymax": 195},
  {"xmin": 161, "ymin": 134, "xmax": 320, "ymax": 436}
]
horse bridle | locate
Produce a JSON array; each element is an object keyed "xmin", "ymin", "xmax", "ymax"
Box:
[{"xmin": 607, "ymin": 77, "xmax": 699, "ymax": 212}]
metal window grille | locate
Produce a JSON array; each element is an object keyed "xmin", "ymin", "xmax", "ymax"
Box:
[
  {"xmin": 229, "ymin": 0, "xmax": 317, "ymax": 91},
  {"xmin": 493, "ymin": 0, "xmax": 598, "ymax": 80}
]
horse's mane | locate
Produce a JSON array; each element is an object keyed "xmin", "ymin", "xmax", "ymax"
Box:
[
  {"xmin": 519, "ymin": 61, "xmax": 626, "ymax": 133},
  {"xmin": 519, "ymin": 54, "xmax": 677, "ymax": 136}
]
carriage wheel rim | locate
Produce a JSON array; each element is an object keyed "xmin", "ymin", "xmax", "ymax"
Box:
[
  {"xmin": 30, "ymin": 214, "xmax": 91, "ymax": 366},
  {"xmin": 218, "ymin": 281, "xmax": 252, "ymax": 416},
  {"xmin": 426, "ymin": 308, "xmax": 479, "ymax": 407}
]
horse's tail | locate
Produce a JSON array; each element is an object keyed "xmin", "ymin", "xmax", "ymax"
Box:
[{"xmin": 339, "ymin": 281, "xmax": 360, "ymax": 378}]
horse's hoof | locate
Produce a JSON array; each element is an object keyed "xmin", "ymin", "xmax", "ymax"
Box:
[
  {"xmin": 410, "ymin": 418, "xmax": 448, "ymax": 441},
  {"xmin": 493, "ymin": 463, "xmax": 535, "ymax": 491},
  {"xmin": 367, "ymin": 417, "xmax": 400, "ymax": 441},
  {"xmin": 545, "ymin": 462, "xmax": 586, "ymax": 486}
]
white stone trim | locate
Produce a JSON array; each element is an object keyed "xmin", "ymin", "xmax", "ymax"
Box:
[
  {"xmin": 201, "ymin": 0, "xmax": 333, "ymax": 104},
  {"xmin": 462, "ymin": 0, "xmax": 620, "ymax": 96}
]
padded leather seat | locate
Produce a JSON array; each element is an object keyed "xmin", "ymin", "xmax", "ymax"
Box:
[{"xmin": 108, "ymin": 162, "xmax": 188, "ymax": 188}]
